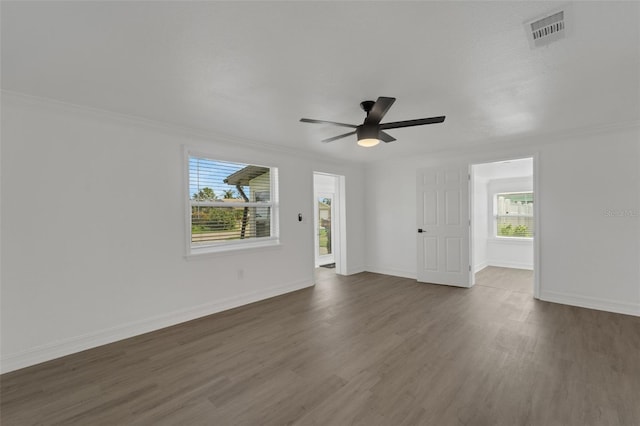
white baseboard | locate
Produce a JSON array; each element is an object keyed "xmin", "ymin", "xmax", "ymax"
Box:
[
  {"xmin": 487, "ymin": 260, "xmax": 533, "ymax": 270},
  {"xmin": 0, "ymin": 279, "xmax": 313, "ymax": 374},
  {"xmin": 364, "ymin": 265, "xmax": 417, "ymax": 280},
  {"xmin": 474, "ymin": 262, "xmax": 489, "ymax": 273},
  {"xmin": 540, "ymin": 290, "xmax": 640, "ymax": 317},
  {"xmin": 344, "ymin": 265, "xmax": 366, "ymax": 276}
]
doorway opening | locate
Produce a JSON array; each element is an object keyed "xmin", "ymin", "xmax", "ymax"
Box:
[
  {"xmin": 470, "ymin": 157, "xmax": 537, "ymax": 296},
  {"xmin": 313, "ymin": 172, "xmax": 346, "ymax": 276}
]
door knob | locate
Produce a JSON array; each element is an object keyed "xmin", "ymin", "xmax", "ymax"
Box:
[{"xmin": 418, "ymin": 229, "xmax": 424, "ymax": 233}]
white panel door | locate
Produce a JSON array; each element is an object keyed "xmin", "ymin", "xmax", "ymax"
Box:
[{"xmin": 417, "ymin": 166, "xmax": 470, "ymax": 287}]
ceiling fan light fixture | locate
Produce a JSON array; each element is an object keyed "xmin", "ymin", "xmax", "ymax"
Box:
[
  {"xmin": 356, "ymin": 125, "xmax": 379, "ymax": 147},
  {"xmin": 357, "ymin": 138, "xmax": 380, "ymax": 148}
]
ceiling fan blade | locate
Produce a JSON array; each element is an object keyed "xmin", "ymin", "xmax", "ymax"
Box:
[
  {"xmin": 365, "ymin": 97, "xmax": 396, "ymax": 125},
  {"xmin": 378, "ymin": 131, "xmax": 396, "ymax": 143},
  {"xmin": 321, "ymin": 131, "xmax": 357, "ymax": 143},
  {"xmin": 300, "ymin": 118, "xmax": 358, "ymax": 128},
  {"xmin": 379, "ymin": 116, "xmax": 445, "ymax": 130}
]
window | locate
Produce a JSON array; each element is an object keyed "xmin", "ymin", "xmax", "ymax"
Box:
[
  {"xmin": 495, "ymin": 192, "xmax": 534, "ymax": 238},
  {"xmin": 187, "ymin": 153, "xmax": 279, "ymax": 254}
]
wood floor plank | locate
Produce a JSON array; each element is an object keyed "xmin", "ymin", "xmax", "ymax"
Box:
[{"xmin": 2, "ymin": 267, "xmax": 639, "ymax": 425}]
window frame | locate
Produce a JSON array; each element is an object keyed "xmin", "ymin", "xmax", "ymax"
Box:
[
  {"xmin": 493, "ymin": 191, "xmax": 534, "ymax": 239},
  {"xmin": 184, "ymin": 148, "xmax": 280, "ymax": 257}
]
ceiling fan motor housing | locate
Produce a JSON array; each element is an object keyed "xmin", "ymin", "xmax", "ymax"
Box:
[{"xmin": 356, "ymin": 124, "xmax": 378, "ymax": 140}]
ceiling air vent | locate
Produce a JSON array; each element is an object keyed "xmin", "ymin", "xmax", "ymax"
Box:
[{"xmin": 525, "ymin": 7, "xmax": 569, "ymax": 48}]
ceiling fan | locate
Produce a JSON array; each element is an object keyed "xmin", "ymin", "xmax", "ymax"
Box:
[{"xmin": 300, "ymin": 97, "xmax": 445, "ymax": 147}]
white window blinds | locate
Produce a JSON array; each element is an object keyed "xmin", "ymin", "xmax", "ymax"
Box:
[{"xmin": 189, "ymin": 155, "xmax": 278, "ymax": 250}]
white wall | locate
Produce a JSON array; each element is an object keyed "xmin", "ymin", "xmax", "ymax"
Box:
[
  {"xmin": 0, "ymin": 93, "xmax": 366, "ymax": 372},
  {"xmin": 487, "ymin": 238, "xmax": 534, "ymax": 270},
  {"xmin": 365, "ymin": 125, "xmax": 640, "ymax": 316},
  {"xmin": 364, "ymin": 159, "xmax": 418, "ymax": 279}
]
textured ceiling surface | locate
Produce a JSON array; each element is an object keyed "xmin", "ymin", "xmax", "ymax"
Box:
[{"xmin": 2, "ymin": 1, "xmax": 639, "ymax": 162}]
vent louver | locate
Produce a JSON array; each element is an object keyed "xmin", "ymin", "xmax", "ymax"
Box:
[{"xmin": 525, "ymin": 8, "xmax": 568, "ymax": 48}]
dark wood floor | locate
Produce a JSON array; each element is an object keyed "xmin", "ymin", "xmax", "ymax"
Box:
[{"xmin": 2, "ymin": 269, "xmax": 639, "ymax": 425}]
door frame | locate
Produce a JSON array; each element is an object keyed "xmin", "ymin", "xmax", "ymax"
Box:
[{"xmin": 469, "ymin": 154, "xmax": 540, "ymax": 299}]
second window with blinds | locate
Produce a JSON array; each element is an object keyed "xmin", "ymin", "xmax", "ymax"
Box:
[{"xmin": 187, "ymin": 152, "xmax": 279, "ymax": 255}]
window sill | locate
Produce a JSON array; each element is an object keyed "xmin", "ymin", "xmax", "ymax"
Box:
[
  {"xmin": 489, "ymin": 237, "xmax": 533, "ymax": 245},
  {"xmin": 185, "ymin": 239, "xmax": 282, "ymax": 260}
]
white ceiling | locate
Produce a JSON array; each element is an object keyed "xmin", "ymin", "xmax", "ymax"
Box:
[{"xmin": 2, "ymin": 1, "xmax": 639, "ymax": 163}]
